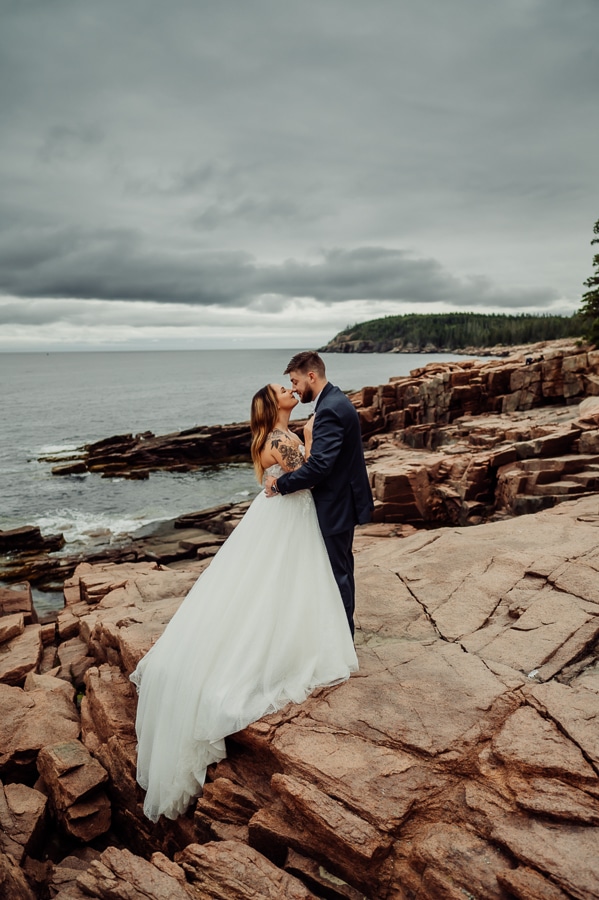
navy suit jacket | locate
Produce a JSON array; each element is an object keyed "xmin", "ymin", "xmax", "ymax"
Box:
[{"xmin": 276, "ymin": 382, "xmax": 374, "ymax": 536}]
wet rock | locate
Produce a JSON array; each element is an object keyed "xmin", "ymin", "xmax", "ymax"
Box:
[
  {"xmin": 0, "ymin": 525, "xmax": 64, "ymax": 554},
  {"xmin": 52, "ymin": 461, "xmax": 89, "ymax": 476},
  {"xmin": 45, "ymin": 421, "xmax": 260, "ymax": 479}
]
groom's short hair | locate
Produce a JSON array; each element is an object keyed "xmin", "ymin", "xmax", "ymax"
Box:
[{"xmin": 284, "ymin": 351, "xmax": 326, "ymax": 378}]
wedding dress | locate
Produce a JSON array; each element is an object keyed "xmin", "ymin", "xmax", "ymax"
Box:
[{"xmin": 130, "ymin": 460, "xmax": 358, "ymax": 822}]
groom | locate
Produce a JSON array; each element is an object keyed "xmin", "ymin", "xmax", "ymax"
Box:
[{"xmin": 265, "ymin": 351, "xmax": 374, "ymax": 637}]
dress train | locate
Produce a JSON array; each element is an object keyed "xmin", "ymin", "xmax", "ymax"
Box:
[{"xmin": 130, "ymin": 466, "xmax": 358, "ymax": 821}]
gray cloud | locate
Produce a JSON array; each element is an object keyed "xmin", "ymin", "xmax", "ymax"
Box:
[
  {"xmin": 38, "ymin": 124, "xmax": 104, "ymax": 163},
  {"xmin": 0, "ymin": 228, "xmax": 560, "ymax": 313},
  {"xmin": 0, "ymin": 0, "xmax": 596, "ymax": 348}
]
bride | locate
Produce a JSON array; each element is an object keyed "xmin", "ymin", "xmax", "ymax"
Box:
[{"xmin": 130, "ymin": 382, "xmax": 358, "ymax": 822}]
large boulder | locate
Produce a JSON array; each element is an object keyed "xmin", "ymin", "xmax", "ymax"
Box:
[
  {"xmin": 61, "ymin": 561, "xmax": 201, "ymax": 674},
  {"xmin": 0, "ymin": 780, "xmax": 47, "ymax": 863},
  {"xmin": 0, "ymin": 624, "xmax": 42, "ymax": 686},
  {"xmin": 177, "ymin": 840, "xmax": 319, "ymax": 899},
  {"xmin": 37, "ymin": 739, "xmax": 110, "ymax": 842},
  {"xmin": 0, "ymin": 612, "xmax": 25, "ymax": 644},
  {"xmin": 55, "ymin": 846, "xmax": 196, "ymax": 900},
  {"xmin": 0, "ymin": 677, "xmax": 79, "ymax": 781},
  {"xmin": 0, "ymin": 850, "xmax": 37, "ymax": 900}
]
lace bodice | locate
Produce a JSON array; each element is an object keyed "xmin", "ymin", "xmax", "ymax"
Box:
[{"xmin": 264, "ymin": 463, "xmax": 284, "ymax": 481}]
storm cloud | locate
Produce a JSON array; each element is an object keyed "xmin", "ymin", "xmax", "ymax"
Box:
[{"xmin": 1, "ymin": 0, "xmax": 597, "ymax": 349}]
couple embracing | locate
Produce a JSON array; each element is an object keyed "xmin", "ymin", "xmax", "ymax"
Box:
[{"xmin": 130, "ymin": 351, "xmax": 374, "ymax": 822}]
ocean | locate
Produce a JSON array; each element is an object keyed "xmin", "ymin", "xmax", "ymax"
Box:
[{"xmin": 1, "ymin": 349, "xmax": 465, "ymax": 556}]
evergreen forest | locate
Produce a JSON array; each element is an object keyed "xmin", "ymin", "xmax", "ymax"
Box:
[{"xmin": 321, "ymin": 312, "xmax": 583, "ymax": 353}]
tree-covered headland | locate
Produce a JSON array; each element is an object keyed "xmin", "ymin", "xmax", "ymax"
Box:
[{"xmin": 320, "ymin": 312, "xmax": 583, "ymax": 354}]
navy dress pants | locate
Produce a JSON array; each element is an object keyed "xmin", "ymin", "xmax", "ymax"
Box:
[{"xmin": 322, "ymin": 528, "xmax": 356, "ymax": 638}]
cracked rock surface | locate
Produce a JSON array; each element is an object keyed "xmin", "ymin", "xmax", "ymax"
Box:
[
  {"xmin": 3, "ymin": 339, "xmax": 599, "ymax": 897},
  {"xmin": 5, "ymin": 491, "xmax": 592, "ymax": 899}
]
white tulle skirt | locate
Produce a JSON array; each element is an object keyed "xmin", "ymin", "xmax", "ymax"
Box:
[{"xmin": 130, "ymin": 486, "xmax": 358, "ymax": 822}]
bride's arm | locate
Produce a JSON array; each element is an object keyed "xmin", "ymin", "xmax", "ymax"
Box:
[{"xmin": 267, "ymin": 430, "xmax": 304, "ymax": 472}]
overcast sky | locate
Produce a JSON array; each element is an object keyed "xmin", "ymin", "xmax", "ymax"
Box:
[{"xmin": 1, "ymin": 0, "xmax": 597, "ymax": 351}]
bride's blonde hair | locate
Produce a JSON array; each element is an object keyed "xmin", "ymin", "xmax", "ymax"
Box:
[{"xmin": 250, "ymin": 384, "xmax": 279, "ymax": 483}]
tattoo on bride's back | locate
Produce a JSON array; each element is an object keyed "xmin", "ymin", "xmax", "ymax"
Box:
[{"xmin": 270, "ymin": 433, "xmax": 303, "ymax": 471}]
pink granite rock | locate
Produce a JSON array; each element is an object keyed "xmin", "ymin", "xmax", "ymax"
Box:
[
  {"xmin": 497, "ymin": 865, "xmax": 571, "ymax": 900},
  {"xmin": 0, "ymin": 612, "xmax": 25, "ymax": 644},
  {"xmin": 74, "ymin": 846, "xmax": 196, "ymax": 899},
  {"xmin": 248, "ymin": 773, "xmax": 392, "ymax": 893},
  {"xmin": 37, "ymin": 740, "xmax": 108, "ymax": 811},
  {"xmin": 0, "ymin": 849, "xmax": 37, "ymax": 900},
  {"xmin": 527, "ymin": 680, "xmax": 599, "ymax": 770},
  {"xmin": 36, "ymin": 737, "xmax": 111, "ymax": 843},
  {"xmin": 0, "ymin": 583, "xmax": 35, "ymax": 622},
  {"xmin": 0, "ymin": 624, "xmax": 42, "ymax": 686},
  {"xmin": 0, "ymin": 680, "xmax": 79, "ymax": 781},
  {"xmin": 399, "ymin": 822, "xmax": 514, "ymax": 899},
  {"xmin": 0, "ymin": 780, "xmax": 47, "ymax": 862},
  {"xmin": 492, "ymin": 705, "xmax": 598, "ymax": 784},
  {"xmin": 177, "ymin": 840, "xmax": 318, "ymax": 899}
]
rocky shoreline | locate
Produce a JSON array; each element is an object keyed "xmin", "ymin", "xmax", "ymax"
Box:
[
  {"xmin": 319, "ymin": 335, "xmax": 556, "ymax": 356},
  {"xmin": 42, "ymin": 422, "xmax": 257, "ymax": 479},
  {"xmin": 2, "ymin": 338, "xmax": 599, "ymax": 899},
  {"xmin": 3, "ymin": 338, "xmax": 599, "ymax": 590}
]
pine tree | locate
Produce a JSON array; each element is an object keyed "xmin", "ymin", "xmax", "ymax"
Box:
[{"xmin": 580, "ymin": 218, "xmax": 599, "ymax": 343}]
